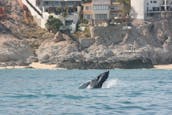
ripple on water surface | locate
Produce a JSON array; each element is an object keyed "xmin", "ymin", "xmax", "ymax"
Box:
[{"xmin": 0, "ymin": 69, "xmax": 172, "ymax": 115}]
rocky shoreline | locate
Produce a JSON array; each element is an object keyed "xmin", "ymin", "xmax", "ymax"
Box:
[{"xmin": 1, "ymin": 19, "xmax": 172, "ymax": 69}]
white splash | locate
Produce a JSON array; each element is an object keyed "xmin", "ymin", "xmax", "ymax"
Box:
[
  {"xmin": 87, "ymin": 84, "xmax": 91, "ymax": 89},
  {"xmin": 102, "ymin": 79, "xmax": 118, "ymax": 88}
]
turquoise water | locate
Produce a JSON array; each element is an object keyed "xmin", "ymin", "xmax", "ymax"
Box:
[{"xmin": 0, "ymin": 69, "xmax": 172, "ymax": 115}]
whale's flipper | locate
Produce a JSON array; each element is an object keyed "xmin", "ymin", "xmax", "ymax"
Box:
[
  {"xmin": 79, "ymin": 81, "xmax": 90, "ymax": 89},
  {"xmin": 79, "ymin": 71, "xmax": 109, "ymax": 89}
]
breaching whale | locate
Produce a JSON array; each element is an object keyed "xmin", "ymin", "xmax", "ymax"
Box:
[{"xmin": 79, "ymin": 71, "xmax": 109, "ymax": 89}]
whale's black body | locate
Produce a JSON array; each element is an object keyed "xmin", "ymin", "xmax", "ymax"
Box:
[{"xmin": 79, "ymin": 71, "xmax": 109, "ymax": 89}]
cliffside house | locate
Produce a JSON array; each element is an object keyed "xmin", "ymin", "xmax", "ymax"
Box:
[
  {"xmin": 131, "ymin": 0, "xmax": 172, "ymax": 20},
  {"xmin": 82, "ymin": 0, "xmax": 111, "ymax": 25},
  {"xmin": 22, "ymin": 0, "xmax": 81, "ymax": 33},
  {"xmin": 82, "ymin": 0, "xmax": 125, "ymax": 25}
]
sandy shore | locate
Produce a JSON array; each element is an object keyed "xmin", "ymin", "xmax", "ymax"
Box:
[
  {"xmin": 29, "ymin": 62, "xmax": 57, "ymax": 69},
  {"xmin": 0, "ymin": 62, "xmax": 62, "ymax": 70},
  {"xmin": 1, "ymin": 63, "xmax": 172, "ymax": 70},
  {"xmin": 154, "ymin": 64, "xmax": 172, "ymax": 70},
  {"xmin": 0, "ymin": 66, "xmax": 28, "ymax": 69}
]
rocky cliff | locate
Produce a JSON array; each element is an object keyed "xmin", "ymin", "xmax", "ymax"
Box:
[
  {"xmin": 0, "ymin": 0, "xmax": 53, "ymax": 66},
  {"xmin": 36, "ymin": 17, "xmax": 172, "ymax": 69},
  {"xmin": 1, "ymin": 0, "xmax": 172, "ymax": 69}
]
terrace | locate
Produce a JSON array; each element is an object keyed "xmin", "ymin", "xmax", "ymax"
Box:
[{"xmin": 41, "ymin": 0, "xmax": 81, "ymax": 15}]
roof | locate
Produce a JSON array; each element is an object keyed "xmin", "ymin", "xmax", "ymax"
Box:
[
  {"xmin": 83, "ymin": 10, "xmax": 93, "ymax": 14},
  {"xmin": 82, "ymin": 2, "xmax": 92, "ymax": 6},
  {"xmin": 112, "ymin": 2, "xmax": 121, "ymax": 5}
]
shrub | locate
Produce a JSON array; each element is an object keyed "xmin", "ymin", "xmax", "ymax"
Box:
[{"xmin": 45, "ymin": 15, "xmax": 63, "ymax": 33}]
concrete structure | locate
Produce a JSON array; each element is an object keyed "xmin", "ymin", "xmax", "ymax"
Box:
[
  {"xmin": 130, "ymin": 0, "xmax": 145, "ymax": 19},
  {"xmin": 131, "ymin": 0, "xmax": 172, "ymax": 20},
  {"xmin": 22, "ymin": 0, "xmax": 48, "ymax": 28},
  {"xmin": 22, "ymin": 0, "xmax": 81, "ymax": 32}
]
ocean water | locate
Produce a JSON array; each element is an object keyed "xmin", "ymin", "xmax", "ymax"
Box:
[{"xmin": 0, "ymin": 69, "xmax": 172, "ymax": 115}]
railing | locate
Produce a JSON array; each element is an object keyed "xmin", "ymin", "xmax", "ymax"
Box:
[
  {"xmin": 148, "ymin": 9, "xmax": 172, "ymax": 13},
  {"xmin": 25, "ymin": 0, "xmax": 42, "ymax": 17}
]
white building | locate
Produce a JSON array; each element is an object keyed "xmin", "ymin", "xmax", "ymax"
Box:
[
  {"xmin": 22, "ymin": 0, "xmax": 81, "ymax": 33},
  {"xmin": 131, "ymin": 0, "xmax": 172, "ymax": 20}
]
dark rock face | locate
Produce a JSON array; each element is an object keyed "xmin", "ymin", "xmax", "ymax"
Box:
[
  {"xmin": 79, "ymin": 38, "xmax": 95, "ymax": 50},
  {"xmin": 0, "ymin": 24, "xmax": 12, "ymax": 34},
  {"xmin": 113, "ymin": 57, "xmax": 153, "ymax": 69},
  {"xmin": 56, "ymin": 56, "xmax": 153, "ymax": 69}
]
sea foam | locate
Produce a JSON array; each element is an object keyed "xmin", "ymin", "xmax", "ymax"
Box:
[{"xmin": 102, "ymin": 79, "xmax": 119, "ymax": 88}]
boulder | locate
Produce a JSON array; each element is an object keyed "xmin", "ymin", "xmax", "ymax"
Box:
[
  {"xmin": 36, "ymin": 38, "xmax": 79, "ymax": 64},
  {"xmin": 53, "ymin": 32, "xmax": 65, "ymax": 42},
  {"xmin": 53, "ymin": 32, "xmax": 74, "ymax": 43},
  {"xmin": 79, "ymin": 38, "xmax": 95, "ymax": 49}
]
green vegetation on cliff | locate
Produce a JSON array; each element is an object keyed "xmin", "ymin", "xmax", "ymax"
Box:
[
  {"xmin": 116, "ymin": 0, "xmax": 130, "ymax": 16},
  {"xmin": 45, "ymin": 16, "xmax": 63, "ymax": 33}
]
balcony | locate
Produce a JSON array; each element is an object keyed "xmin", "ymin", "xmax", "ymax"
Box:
[{"xmin": 147, "ymin": 6, "xmax": 172, "ymax": 14}]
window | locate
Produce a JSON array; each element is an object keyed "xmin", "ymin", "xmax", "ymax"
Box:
[
  {"xmin": 84, "ymin": 14, "xmax": 91, "ymax": 19},
  {"xmin": 67, "ymin": 1, "xmax": 73, "ymax": 6},
  {"xmin": 95, "ymin": 14, "xmax": 107, "ymax": 19},
  {"xmin": 93, "ymin": 5, "xmax": 109, "ymax": 10},
  {"xmin": 153, "ymin": 7, "xmax": 159, "ymax": 11},
  {"xmin": 44, "ymin": 1, "xmax": 49, "ymax": 5},
  {"xmin": 150, "ymin": 1, "xmax": 157, "ymax": 4},
  {"xmin": 111, "ymin": 6, "xmax": 119, "ymax": 11},
  {"xmin": 153, "ymin": 1, "xmax": 157, "ymax": 3}
]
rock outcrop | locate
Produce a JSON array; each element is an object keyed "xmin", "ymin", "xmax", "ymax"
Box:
[
  {"xmin": 0, "ymin": 0, "xmax": 51, "ymax": 67},
  {"xmin": 0, "ymin": 34, "xmax": 34, "ymax": 66},
  {"xmin": 36, "ymin": 36, "xmax": 79, "ymax": 64}
]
